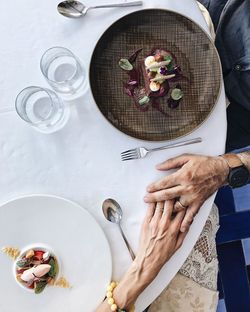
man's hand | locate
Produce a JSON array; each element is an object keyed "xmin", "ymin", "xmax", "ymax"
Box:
[{"xmin": 144, "ymin": 154, "xmax": 229, "ymax": 232}]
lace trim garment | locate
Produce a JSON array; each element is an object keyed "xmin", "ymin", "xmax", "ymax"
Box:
[
  {"xmin": 179, "ymin": 204, "xmax": 219, "ymax": 291},
  {"xmin": 148, "ymin": 204, "xmax": 220, "ymax": 312}
]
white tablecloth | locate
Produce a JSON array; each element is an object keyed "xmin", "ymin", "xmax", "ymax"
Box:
[{"xmin": 0, "ymin": 0, "xmax": 227, "ymax": 311}]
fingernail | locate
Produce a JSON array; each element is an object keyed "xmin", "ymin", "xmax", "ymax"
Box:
[
  {"xmin": 146, "ymin": 186, "xmax": 152, "ymax": 192},
  {"xmin": 181, "ymin": 226, "xmax": 187, "ymax": 233}
]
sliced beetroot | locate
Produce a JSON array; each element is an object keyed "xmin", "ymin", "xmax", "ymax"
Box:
[
  {"xmin": 127, "ymin": 68, "xmax": 140, "ymax": 82},
  {"xmin": 128, "ymin": 48, "xmax": 143, "ymax": 63},
  {"xmin": 123, "ymin": 85, "xmax": 134, "ymax": 97},
  {"xmin": 159, "ymin": 83, "xmax": 170, "ymax": 97},
  {"xmin": 127, "ymin": 80, "xmax": 138, "ymax": 86},
  {"xmin": 123, "ymin": 80, "xmax": 138, "ymax": 97},
  {"xmin": 168, "ymin": 98, "xmax": 181, "ymax": 109}
]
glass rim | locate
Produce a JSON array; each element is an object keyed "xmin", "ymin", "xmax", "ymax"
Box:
[
  {"xmin": 15, "ymin": 86, "xmax": 55, "ymax": 124},
  {"xmin": 40, "ymin": 46, "xmax": 82, "ymax": 84}
]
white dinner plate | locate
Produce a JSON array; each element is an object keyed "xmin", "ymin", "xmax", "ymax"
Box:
[{"xmin": 0, "ymin": 195, "xmax": 112, "ymax": 312}]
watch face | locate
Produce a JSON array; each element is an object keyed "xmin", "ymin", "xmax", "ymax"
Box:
[{"xmin": 229, "ymin": 166, "xmax": 250, "ymax": 188}]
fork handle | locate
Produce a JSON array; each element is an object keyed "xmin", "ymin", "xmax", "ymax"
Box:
[{"xmin": 149, "ymin": 137, "xmax": 202, "ymax": 153}]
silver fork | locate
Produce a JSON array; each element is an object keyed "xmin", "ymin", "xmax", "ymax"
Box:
[{"xmin": 121, "ymin": 137, "xmax": 202, "ymax": 161}]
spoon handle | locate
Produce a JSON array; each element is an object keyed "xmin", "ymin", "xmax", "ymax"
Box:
[
  {"xmin": 91, "ymin": 1, "xmax": 143, "ymax": 9},
  {"xmin": 118, "ymin": 223, "xmax": 135, "ymax": 260}
]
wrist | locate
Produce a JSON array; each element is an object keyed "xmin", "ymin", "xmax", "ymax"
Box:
[
  {"xmin": 216, "ymin": 156, "xmax": 230, "ymax": 186},
  {"xmin": 220, "ymin": 153, "xmax": 250, "ymax": 188},
  {"xmin": 113, "ymin": 260, "xmax": 155, "ymax": 309}
]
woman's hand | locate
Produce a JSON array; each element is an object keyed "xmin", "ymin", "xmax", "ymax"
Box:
[
  {"xmin": 144, "ymin": 154, "xmax": 229, "ymax": 232},
  {"xmin": 96, "ymin": 201, "xmax": 186, "ymax": 312},
  {"xmin": 134, "ymin": 201, "xmax": 187, "ymax": 282}
]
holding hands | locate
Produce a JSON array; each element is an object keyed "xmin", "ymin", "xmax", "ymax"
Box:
[
  {"xmin": 144, "ymin": 153, "xmax": 229, "ymax": 233},
  {"xmin": 97, "ymin": 152, "xmax": 235, "ymax": 311}
]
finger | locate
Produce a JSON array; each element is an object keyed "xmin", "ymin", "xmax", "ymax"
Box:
[
  {"xmin": 180, "ymin": 205, "xmax": 200, "ymax": 233},
  {"xmin": 166, "ymin": 210, "xmax": 185, "ymax": 242},
  {"xmin": 156, "ymin": 154, "xmax": 191, "ymax": 171},
  {"xmin": 175, "ymin": 231, "xmax": 188, "ymax": 251},
  {"xmin": 144, "ymin": 186, "xmax": 184, "ymax": 203},
  {"xmin": 169, "ymin": 209, "xmax": 186, "ymax": 234},
  {"xmin": 147, "ymin": 173, "xmax": 179, "ymax": 193},
  {"xmin": 151, "ymin": 201, "xmax": 164, "ymax": 222},
  {"xmin": 144, "ymin": 203, "xmax": 156, "ymax": 223},
  {"xmin": 173, "ymin": 201, "xmax": 186, "ymax": 213},
  {"xmin": 177, "ymin": 196, "xmax": 189, "ymax": 207},
  {"xmin": 174, "ymin": 195, "xmax": 189, "ymax": 212},
  {"xmin": 161, "ymin": 200, "xmax": 174, "ymax": 228},
  {"xmin": 173, "ymin": 204, "xmax": 185, "ymax": 213}
]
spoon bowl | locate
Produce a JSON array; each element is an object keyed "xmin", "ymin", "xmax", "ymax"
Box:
[
  {"xmin": 57, "ymin": 1, "xmax": 85, "ymax": 18},
  {"xmin": 102, "ymin": 198, "xmax": 135, "ymax": 259},
  {"xmin": 102, "ymin": 198, "xmax": 122, "ymax": 224}
]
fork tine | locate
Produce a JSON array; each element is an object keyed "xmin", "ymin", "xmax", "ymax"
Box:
[
  {"xmin": 121, "ymin": 152, "xmax": 137, "ymax": 157},
  {"xmin": 121, "ymin": 153, "xmax": 140, "ymax": 160},
  {"xmin": 121, "ymin": 156, "xmax": 137, "ymax": 161},
  {"xmin": 121, "ymin": 149, "xmax": 136, "ymax": 155}
]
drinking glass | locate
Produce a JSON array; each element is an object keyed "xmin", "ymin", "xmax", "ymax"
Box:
[
  {"xmin": 15, "ymin": 86, "xmax": 70, "ymax": 133},
  {"xmin": 40, "ymin": 47, "xmax": 87, "ymax": 97}
]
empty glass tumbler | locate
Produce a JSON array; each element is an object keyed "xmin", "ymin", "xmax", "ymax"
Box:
[
  {"xmin": 15, "ymin": 86, "xmax": 69, "ymax": 133},
  {"xmin": 40, "ymin": 47, "xmax": 87, "ymax": 97}
]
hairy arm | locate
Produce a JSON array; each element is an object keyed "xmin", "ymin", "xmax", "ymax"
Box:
[
  {"xmin": 144, "ymin": 150, "xmax": 250, "ymax": 232},
  {"xmin": 238, "ymin": 151, "xmax": 250, "ymax": 171}
]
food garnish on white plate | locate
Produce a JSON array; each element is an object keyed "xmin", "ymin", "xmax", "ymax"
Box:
[{"xmin": 1, "ymin": 245, "xmax": 71, "ymax": 294}]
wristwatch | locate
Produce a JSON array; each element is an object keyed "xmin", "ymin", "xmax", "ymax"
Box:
[{"xmin": 221, "ymin": 154, "xmax": 250, "ymax": 188}]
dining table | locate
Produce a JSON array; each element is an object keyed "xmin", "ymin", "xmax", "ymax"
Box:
[{"xmin": 0, "ymin": 0, "xmax": 227, "ymax": 311}]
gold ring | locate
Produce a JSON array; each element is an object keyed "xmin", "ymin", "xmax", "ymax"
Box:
[{"xmin": 176, "ymin": 200, "xmax": 188, "ymax": 210}]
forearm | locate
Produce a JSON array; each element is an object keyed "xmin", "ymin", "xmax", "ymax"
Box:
[
  {"xmin": 96, "ymin": 202, "xmax": 184, "ymax": 312},
  {"xmin": 95, "ymin": 261, "xmax": 156, "ymax": 312},
  {"xmin": 237, "ymin": 151, "xmax": 250, "ymax": 171}
]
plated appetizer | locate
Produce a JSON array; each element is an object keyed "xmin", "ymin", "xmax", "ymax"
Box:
[
  {"xmin": 1, "ymin": 245, "xmax": 71, "ymax": 294},
  {"xmin": 119, "ymin": 48, "xmax": 185, "ymax": 115},
  {"xmin": 15, "ymin": 247, "xmax": 59, "ymax": 294}
]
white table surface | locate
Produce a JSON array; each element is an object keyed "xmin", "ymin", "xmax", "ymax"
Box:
[{"xmin": 0, "ymin": 0, "xmax": 227, "ymax": 311}]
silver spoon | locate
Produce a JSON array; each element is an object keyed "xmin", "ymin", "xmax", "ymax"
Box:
[
  {"xmin": 102, "ymin": 198, "xmax": 135, "ymax": 260},
  {"xmin": 57, "ymin": 1, "xmax": 143, "ymax": 18}
]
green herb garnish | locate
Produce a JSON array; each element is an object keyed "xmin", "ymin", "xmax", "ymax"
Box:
[
  {"xmin": 171, "ymin": 88, "xmax": 183, "ymax": 100},
  {"xmin": 16, "ymin": 258, "xmax": 29, "ymax": 268},
  {"xmin": 48, "ymin": 258, "xmax": 58, "ymax": 278},
  {"xmin": 35, "ymin": 281, "xmax": 47, "ymax": 294},
  {"xmin": 164, "ymin": 55, "xmax": 173, "ymax": 62},
  {"xmin": 118, "ymin": 58, "xmax": 133, "ymax": 71},
  {"xmin": 139, "ymin": 96, "xmax": 150, "ymax": 105},
  {"xmin": 167, "ymin": 62, "xmax": 174, "ymax": 71}
]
